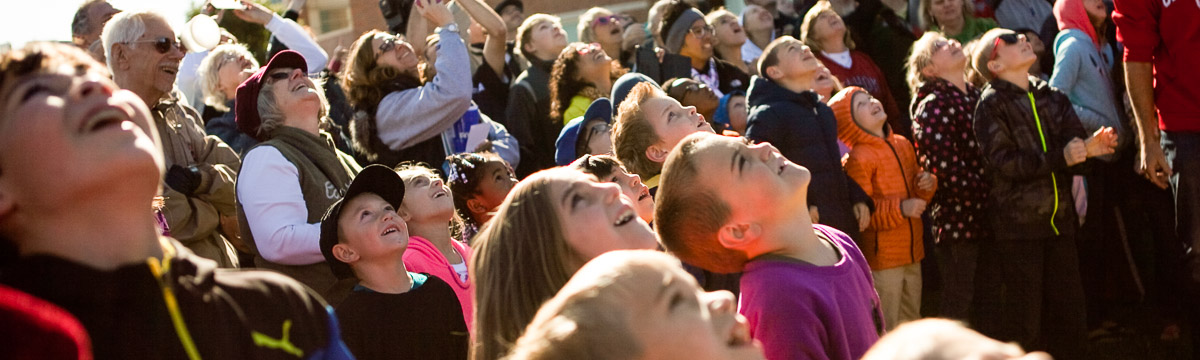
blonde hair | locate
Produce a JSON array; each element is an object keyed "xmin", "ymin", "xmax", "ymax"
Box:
[
  {"xmin": 577, "ymin": 7, "xmax": 614, "ymax": 44},
  {"xmin": 198, "ymin": 44, "xmax": 259, "ymax": 111},
  {"xmin": 800, "ymin": 1, "xmax": 855, "ymax": 54},
  {"xmin": 471, "ymin": 168, "xmax": 588, "ymax": 360},
  {"xmin": 967, "ymin": 29, "xmax": 1013, "ymax": 83},
  {"xmin": 503, "ymin": 250, "xmax": 677, "ymax": 360},
  {"xmin": 516, "ymin": 14, "xmax": 563, "ymax": 62},
  {"xmin": 904, "ymin": 31, "xmax": 944, "ymax": 94}
]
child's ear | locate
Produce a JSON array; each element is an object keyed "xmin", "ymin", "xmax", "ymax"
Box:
[
  {"xmin": 717, "ymin": 222, "xmax": 762, "ymax": 250},
  {"xmin": 986, "ymin": 59, "xmax": 1003, "ymax": 76},
  {"xmin": 397, "ymin": 207, "xmax": 413, "ymax": 221},
  {"xmin": 646, "ymin": 144, "xmax": 670, "ymax": 163},
  {"xmin": 765, "ymin": 65, "xmax": 783, "ymax": 81},
  {"xmin": 466, "ymin": 198, "xmax": 489, "ymax": 215},
  {"xmin": 920, "ymin": 64, "xmax": 937, "ymax": 78},
  {"xmin": 332, "ymin": 243, "xmax": 359, "ymax": 264}
]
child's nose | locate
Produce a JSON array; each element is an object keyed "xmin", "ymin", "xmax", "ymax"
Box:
[{"xmin": 704, "ymin": 290, "xmax": 737, "ymax": 313}]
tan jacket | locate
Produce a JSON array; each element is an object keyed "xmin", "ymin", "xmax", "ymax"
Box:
[{"xmin": 153, "ymin": 98, "xmax": 241, "ymax": 267}]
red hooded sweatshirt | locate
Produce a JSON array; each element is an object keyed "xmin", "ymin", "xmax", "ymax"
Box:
[
  {"xmin": 1113, "ymin": 0, "xmax": 1200, "ymax": 132},
  {"xmin": 402, "ymin": 236, "xmax": 474, "ymax": 332}
]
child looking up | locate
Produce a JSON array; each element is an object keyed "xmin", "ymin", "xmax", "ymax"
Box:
[
  {"xmin": 320, "ymin": 165, "xmax": 468, "ymax": 360},
  {"xmin": 394, "ymin": 163, "xmax": 477, "ymax": 332},
  {"xmin": 830, "ymin": 86, "xmax": 937, "ymax": 331},
  {"xmin": 572, "ymin": 154, "xmax": 655, "ymax": 224},
  {"xmin": 656, "ymin": 132, "xmax": 884, "ymax": 360},
  {"xmin": 505, "ymin": 250, "xmax": 765, "ymax": 360},
  {"xmin": 445, "ymin": 152, "xmax": 517, "ymax": 242},
  {"xmin": 471, "ymin": 167, "xmax": 659, "ymax": 359},
  {"xmin": 747, "ymin": 36, "xmax": 873, "ymax": 240},
  {"xmin": 612, "ymin": 81, "xmax": 716, "ymax": 195},
  {"xmin": 969, "ymin": 28, "xmax": 1117, "ymax": 359}
]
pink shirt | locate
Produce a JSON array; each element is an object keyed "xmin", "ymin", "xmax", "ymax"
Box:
[{"xmin": 402, "ymin": 236, "xmax": 474, "ymax": 332}]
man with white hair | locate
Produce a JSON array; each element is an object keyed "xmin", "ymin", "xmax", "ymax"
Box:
[{"xmin": 103, "ymin": 10, "xmax": 243, "ymax": 268}]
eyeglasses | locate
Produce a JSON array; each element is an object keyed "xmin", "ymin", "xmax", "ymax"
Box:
[
  {"xmin": 125, "ymin": 36, "xmax": 184, "ymax": 54},
  {"xmin": 689, "ymin": 25, "xmax": 715, "ymax": 38},
  {"xmin": 376, "ymin": 36, "xmax": 398, "ymax": 55},
  {"xmin": 988, "ymin": 33, "xmax": 1022, "ymax": 62},
  {"xmin": 592, "ymin": 15, "xmax": 620, "ymax": 26},
  {"xmin": 576, "ymin": 43, "xmax": 603, "ymax": 56}
]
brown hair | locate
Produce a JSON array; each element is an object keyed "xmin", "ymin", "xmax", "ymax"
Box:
[
  {"xmin": 654, "ymin": 133, "xmax": 748, "ymax": 273},
  {"xmin": 570, "ymin": 154, "xmax": 623, "ymax": 180},
  {"xmin": 611, "ymin": 82, "xmax": 666, "ymax": 179},
  {"xmin": 800, "ymin": 1, "xmax": 856, "ymax": 54},
  {"xmin": 757, "ymin": 36, "xmax": 801, "ymax": 81},
  {"xmin": 968, "ymin": 29, "xmax": 1012, "ymax": 83},
  {"xmin": 470, "ymin": 168, "xmax": 587, "ymax": 360},
  {"xmin": 549, "ymin": 43, "xmax": 605, "ymax": 122},
  {"xmin": 516, "ymin": 14, "xmax": 562, "ymax": 62},
  {"xmin": 340, "ymin": 30, "xmax": 420, "ymax": 110},
  {"xmin": 1, "ymin": 43, "xmax": 108, "ymax": 123}
]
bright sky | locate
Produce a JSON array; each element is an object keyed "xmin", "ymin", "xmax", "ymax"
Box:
[{"xmin": 0, "ymin": 0, "xmax": 198, "ymax": 47}]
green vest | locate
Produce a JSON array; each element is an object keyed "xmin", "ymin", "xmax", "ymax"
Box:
[{"xmin": 236, "ymin": 126, "xmax": 361, "ymax": 302}]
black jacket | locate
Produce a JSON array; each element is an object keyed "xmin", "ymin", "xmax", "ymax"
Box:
[
  {"xmin": 504, "ymin": 58, "xmax": 560, "ymax": 179},
  {"xmin": 974, "ymin": 76, "xmax": 1089, "ymax": 240},
  {"xmin": 745, "ymin": 77, "xmax": 874, "ymax": 240},
  {"xmin": 0, "ymin": 239, "xmax": 352, "ymax": 359},
  {"xmin": 634, "ymin": 44, "xmax": 750, "ymax": 95}
]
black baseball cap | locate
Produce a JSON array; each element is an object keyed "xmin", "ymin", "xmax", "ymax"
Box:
[
  {"xmin": 320, "ymin": 165, "xmax": 407, "ymax": 279},
  {"xmin": 494, "ymin": 0, "xmax": 523, "ymax": 13}
]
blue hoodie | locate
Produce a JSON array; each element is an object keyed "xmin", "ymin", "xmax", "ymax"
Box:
[{"xmin": 1049, "ymin": 0, "xmax": 1127, "ymax": 159}]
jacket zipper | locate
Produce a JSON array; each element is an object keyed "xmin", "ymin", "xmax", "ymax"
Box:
[
  {"xmin": 884, "ymin": 140, "xmax": 918, "ymax": 262},
  {"xmin": 1026, "ymin": 92, "xmax": 1060, "ymax": 236}
]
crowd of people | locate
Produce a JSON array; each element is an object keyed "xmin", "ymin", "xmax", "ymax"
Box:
[{"xmin": 0, "ymin": 0, "xmax": 1196, "ymax": 358}]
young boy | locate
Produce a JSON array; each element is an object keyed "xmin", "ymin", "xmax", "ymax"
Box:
[
  {"xmin": 830, "ymin": 86, "xmax": 937, "ymax": 331},
  {"xmin": 0, "ymin": 43, "xmax": 352, "ymax": 359},
  {"xmin": 969, "ymin": 28, "xmax": 1117, "ymax": 359},
  {"xmin": 746, "ymin": 36, "xmax": 873, "ymax": 241},
  {"xmin": 321, "ymin": 165, "xmax": 469, "ymax": 360},
  {"xmin": 611, "ymin": 81, "xmax": 715, "ymax": 195},
  {"xmin": 656, "ymin": 132, "xmax": 884, "ymax": 360}
]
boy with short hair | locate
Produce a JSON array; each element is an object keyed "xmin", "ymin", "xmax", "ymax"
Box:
[
  {"xmin": 321, "ymin": 165, "xmax": 469, "ymax": 360},
  {"xmin": 611, "ymin": 81, "xmax": 716, "ymax": 195},
  {"xmin": 656, "ymin": 132, "xmax": 884, "ymax": 360},
  {"xmin": 746, "ymin": 36, "xmax": 873, "ymax": 240},
  {"xmin": 968, "ymin": 28, "xmax": 1117, "ymax": 359}
]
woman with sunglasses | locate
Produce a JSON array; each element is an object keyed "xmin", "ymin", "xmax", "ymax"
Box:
[
  {"xmin": 549, "ymin": 42, "xmax": 622, "ymax": 125},
  {"xmin": 578, "ymin": 8, "xmax": 629, "ymax": 68},
  {"xmin": 341, "ymin": 0, "xmax": 474, "ymax": 169}
]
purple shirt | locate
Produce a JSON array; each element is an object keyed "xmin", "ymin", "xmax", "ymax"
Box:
[{"xmin": 738, "ymin": 225, "xmax": 883, "ymax": 360}]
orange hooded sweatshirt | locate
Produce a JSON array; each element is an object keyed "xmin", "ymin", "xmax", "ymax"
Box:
[{"xmin": 830, "ymin": 87, "xmax": 936, "ymax": 270}]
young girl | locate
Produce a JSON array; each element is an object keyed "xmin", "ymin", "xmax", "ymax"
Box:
[
  {"xmin": 905, "ymin": 31, "xmax": 989, "ymax": 321},
  {"xmin": 578, "ymin": 7, "xmax": 627, "ymax": 68},
  {"xmin": 393, "ymin": 163, "xmax": 476, "ymax": 332},
  {"xmin": 707, "ymin": 8, "xmax": 753, "ymax": 75},
  {"xmin": 571, "ymin": 154, "xmax": 655, "ymax": 224},
  {"xmin": 471, "ymin": 167, "xmax": 660, "ymax": 360},
  {"xmin": 549, "ymin": 42, "xmax": 619, "ymax": 125},
  {"xmin": 505, "ymin": 250, "xmax": 764, "ymax": 360},
  {"xmin": 445, "ymin": 152, "xmax": 517, "ymax": 242},
  {"xmin": 801, "ymin": 1, "xmax": 906, "ymax": 139}
]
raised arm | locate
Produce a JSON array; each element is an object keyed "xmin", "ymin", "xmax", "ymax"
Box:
[{"xmin": 456, "ymin": 0, "xmax": 507, "ymax": 75}]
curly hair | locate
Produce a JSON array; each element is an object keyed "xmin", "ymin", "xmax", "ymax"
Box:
[
  {"xmin": 444, "ymin": 151, "xmax": 505, "ymax": 237},
  {"xmin": 549, "ymin": 43, "xmax": 607, "ymax": 123}
]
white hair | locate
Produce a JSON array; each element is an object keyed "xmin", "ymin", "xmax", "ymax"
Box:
[
  {"xmin": 198, "ymin": 44, "xmax": 259, "ymax": 111},
  {"xmin": 100, "ymin": 11, "xmax": 167, "ymax": 74}
]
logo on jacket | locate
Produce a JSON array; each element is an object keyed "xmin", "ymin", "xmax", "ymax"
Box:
[{"xmin": 325, "ymin": 181, "xmax": 342, "ymax": 200}]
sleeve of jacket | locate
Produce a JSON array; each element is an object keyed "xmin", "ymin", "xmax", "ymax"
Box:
[
  {"xmin": 1112, "ymin": 0, "xmax": 1160, "ymax": 62},
  {"xmin": 204, "ymin": 115, "xmax": 258, "ymax": 156},
  {"xmin": 265, "ymin": 14, "xmax": 329, "ymax": 73},
  {"xmin": 163, "ymin": 106, "xmax": 240, "ymax": 244},
  {"xmin": 973, "ymin": 94, "xmax": 1070, "ymax": 182},
  {"xmin": 913, "ymin": 95, "xmax": 968, "ymax": 200},
  {"xmin": 1053, "ymin": 91, "xmax": 1093, "ymax": 174},
  {"xmin": 375, "ymin": 29, "xmax": 473, "ymax": 150},
  {"xmin": 484, "ymin": 115, "xmax": 521, "ymax": 168},
  {"xmin": 844, "ymin": 149, "xmax": 904, "ymax": 230},
  {"xmin": 903, "ymin": 139, "xmax": 937, "ymax": 201},
  {"xmin": 504, "ymin": 81, "xmax": 539, "ymax": 176}
]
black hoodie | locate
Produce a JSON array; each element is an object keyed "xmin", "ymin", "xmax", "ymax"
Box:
[
  {"xmin": 1, "ymin": 239, "xmax": 351, "ymax": 359},
  {"xmin": 745, "ymin": 76, "xmax": 874, "ymax": 241}
]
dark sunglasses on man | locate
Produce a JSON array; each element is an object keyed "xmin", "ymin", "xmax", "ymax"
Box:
[{"xmin": 124, "ymin": 36, "xmax": 185, "ymax": 54}]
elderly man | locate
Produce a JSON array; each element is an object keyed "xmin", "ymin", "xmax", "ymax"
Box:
[
  {"xmin": 102, "ymin": 10, "xmax": 242, "ymax": 268},
  {"xmin": 71, "ymin": 0, "xmax": 120, "ymax": 61}
]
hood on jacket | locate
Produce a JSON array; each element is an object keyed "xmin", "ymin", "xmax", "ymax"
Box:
[
  {"xmin": 746, "ymin": 76, "xmax": 821, "ymax": 109},
  {"xmin": 829, "ymin": 86, "xmax": 889, "ymax": 147},
  {"xmin": 1054, "ymin": 0, "xmax": 1100, "ymax": 50}
]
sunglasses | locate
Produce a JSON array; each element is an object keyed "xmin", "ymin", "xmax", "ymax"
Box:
[
  {"xmin": 592, "ymin": 15, "xmax": 620, "ymax": 26},
  {"xmin": 265, "ymin": 70, "xmax": 293, "ymax": 84},
  {"xmin": 689, "ymin": 25, "xmax": 715, "ymax": 38},
  {"xmin": 576, "ymin": 43, "xmax": 603, "ymax": 56},
  {"xmin": 126, "ymin": 36, "xmax": 184, "ymax": 54},
  {"xmin": 377, "ymin": 36, "xmax": 399, "ymax": 55},
  {"xmin": 988, "ymin": 33, "xmax": 1022, "ymax": 62}
]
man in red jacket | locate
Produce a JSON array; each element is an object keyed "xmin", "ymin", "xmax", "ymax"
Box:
[{"xmin": 1114, "ymin": 0, "xmax": 1200, "ymax": 355}]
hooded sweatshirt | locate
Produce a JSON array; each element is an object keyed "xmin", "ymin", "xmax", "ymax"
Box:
[
  {"xmin": 1050, "ymin": 0, "xmax": 1127, "ymax": 159},
  {"xmin": 402, "ymin": 236, "xmax": 474, "ymax": 331},
  {"xmin": 830, "ymin": 87, "xmax": 935, "ymax": 270},
  {"xmin": 1113, "ymin": 0, "xmax": 1200, "ymax": 132},
  {"xmin": 745, "ymin": 77, "xmax": 874, "ymax": 240},
  {"xmin": 0, "ymin": 238, "xmax": 352, "ymax": 359}
]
